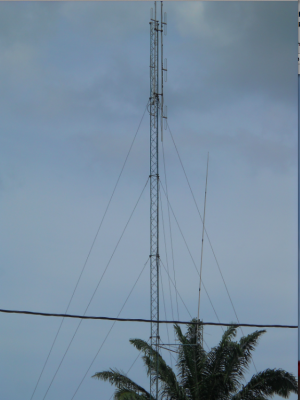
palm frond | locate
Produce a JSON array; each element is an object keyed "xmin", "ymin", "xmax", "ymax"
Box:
[
  {"xmin": 238, "ymin": 330, "xmax": 266, "ymax": 367},
  {"xmin": 221, "ymin": 329, "xmax": 267, "ymax": 393},
  {"xmin": 93, "ymin": 321, "xmax": 297, "ymax": 400},
  {"xmin": 175, "ymin": 322, "xmax": 207, "ymax": 399},
  {"xmin": 92, "ymin": 369, "xmax": 149, "ymax": 396},
  {"xmin": 231, "ymin": 368, "xmax": 298, "ymax": 400},
  {"xmin": 201, "ymin": 326, "xmax": 240, "ymax": 399},
  {"xmin": 221, "ymin": 325, "xmax": 238, "ymax": 343},
  {"xmin": 130, "ymin": 339, "xmax": 153, "ymax": 356},
  {"xmin": 114, "ymin": 388, "xmax": 152, "ymax": 400},
  {"xmin": 130, "ymin": 336, "xmax": 188, "ymax": 400},
  {"xmin": 130, "ymin": 338, "xmax": 163, "ymax": 378},
  {"xmin": 159, "ymin": 363, "xmax": 189, "ymax": 400}
]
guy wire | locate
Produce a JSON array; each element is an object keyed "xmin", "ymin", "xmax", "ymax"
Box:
[
  {"xmin": 161, "ymin": 139, "xmax": 179, "ymax": 321},
  {"xmin": 160, "ymin": 181, "xmax": 224, "ymax": 332},
  {"xmin": 70, "ymin": 258, "xmax": 150, "ymax": 399},
  {"xmin": 29, "ymin": 101, "xmax": 149, "ymax": 400},
  {"xmin": 160, "ymin": 191, "xmax": 175, "ymax": 332},
  {"xmin": 42, "ymin": 177, "xmax": 150, "ymax": 399}
]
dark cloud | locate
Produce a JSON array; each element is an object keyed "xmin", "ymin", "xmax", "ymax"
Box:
[{"xmin": 168, "ymin": 2, "xmax": 296, "ymax": 111}]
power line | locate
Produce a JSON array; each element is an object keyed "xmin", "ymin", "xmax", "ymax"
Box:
[
  {"xmin": 1, "ymin": 309, "xmax": 296, "ymax": 328},
  {"xmin": 29, "ymin": 101, "xmax": 149, "ymax": 400}
]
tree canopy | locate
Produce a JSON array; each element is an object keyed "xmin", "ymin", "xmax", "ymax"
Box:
[{"xmin": 93, "ymin": 319, "xmax": 297, "ymax": 400}]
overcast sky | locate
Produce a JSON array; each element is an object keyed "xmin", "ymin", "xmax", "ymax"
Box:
[{"xmin": 0, "ymin": 2, "xmax": 297, "ymax": 400}]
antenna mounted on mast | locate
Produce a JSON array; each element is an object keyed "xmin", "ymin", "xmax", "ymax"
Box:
[
  {"xmin": 197, "ymin": 152, "xmax": 209, "ymax": 346},
  {"xmin": 149, "ymin": 2, "xmax": 166, "ymax": 399}
]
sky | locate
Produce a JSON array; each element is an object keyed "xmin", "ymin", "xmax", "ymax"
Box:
[{"xmin": 0, "ymin": 1, "xmax": 297, "ymax": 400}]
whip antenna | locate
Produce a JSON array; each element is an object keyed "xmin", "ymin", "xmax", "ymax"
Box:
[{"xmin": 197, "ymin": 152, "xmax": 209, "ymax": 345}]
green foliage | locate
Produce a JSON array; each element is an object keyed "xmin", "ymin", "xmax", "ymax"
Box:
[{"xmin": 92, "ymin": 320, "xmax": 297, "ymax": 400}]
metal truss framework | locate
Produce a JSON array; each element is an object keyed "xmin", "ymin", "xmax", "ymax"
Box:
[
  {"xmin": 149, "ymin": 2, "xmax": 166, "ymax": 399},
  {"xmin": 149, "ymin": 3, "xmax": 159, "ymax": 398}
]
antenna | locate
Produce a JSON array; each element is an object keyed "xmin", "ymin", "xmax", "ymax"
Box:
[
  {"xmin": 149, "ymin": 2, "xmax": 160, "ymax": 399},
  {"xmin": 164, "ymin": 58, "xmax": 167, "ymax": 82},
  {"xmin": 197, "ymin": 152, "xmax": 209, "ymax": 346},
  {"xmin": 161, "ymin": 3, "xmax": 167, "ymax": 141},
  {"xmin": 160, "ymin": 1, "xmax": 164, "ymax": 142},
  {"xmin": 149, "ymin": 2, "xmax": 167, "ymax": 397}
]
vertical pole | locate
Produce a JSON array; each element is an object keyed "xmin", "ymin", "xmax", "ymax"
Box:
[
  {"xmin": 150, "ymin": 2, "xmax": 160, "ymax": 399},
  {"xmin": 161, "ymin": 1, "xmax": 164, "ymax": 143},
  {"xmin": 197, "ymin": 153, "xmax": 209, "ymax": 347},
  {"xmin": 298, "ymin": 0, "xmax": 300, "ymax": 399}
]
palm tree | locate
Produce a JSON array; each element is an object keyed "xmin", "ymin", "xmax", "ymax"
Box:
[{"xmin": 93, "ymin": 319, "xmax": 297, "ymax": 400}]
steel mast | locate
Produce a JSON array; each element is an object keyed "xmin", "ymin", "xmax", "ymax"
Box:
[
  {"xmin": 149, "ymin": 2, "xmax": 166, "ymax": 399},
  {"xmin": 298, "ymin": 1, "xmax": 300, "ymax": 393}
]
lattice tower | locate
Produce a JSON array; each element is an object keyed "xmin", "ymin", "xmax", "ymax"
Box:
[{"xmin": 149, "ymin": 2, "xmax": 167, "ymax": 399}]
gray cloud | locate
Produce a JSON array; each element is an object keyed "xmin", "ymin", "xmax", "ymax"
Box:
[{"xmin": 167, "ymin": 2, "xmax": 296, "ymax": 111}]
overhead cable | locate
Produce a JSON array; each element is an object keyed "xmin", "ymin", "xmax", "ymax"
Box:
[{"xmin": 0, "ymin": 309, "xmax": 296, "ymax": 328}]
